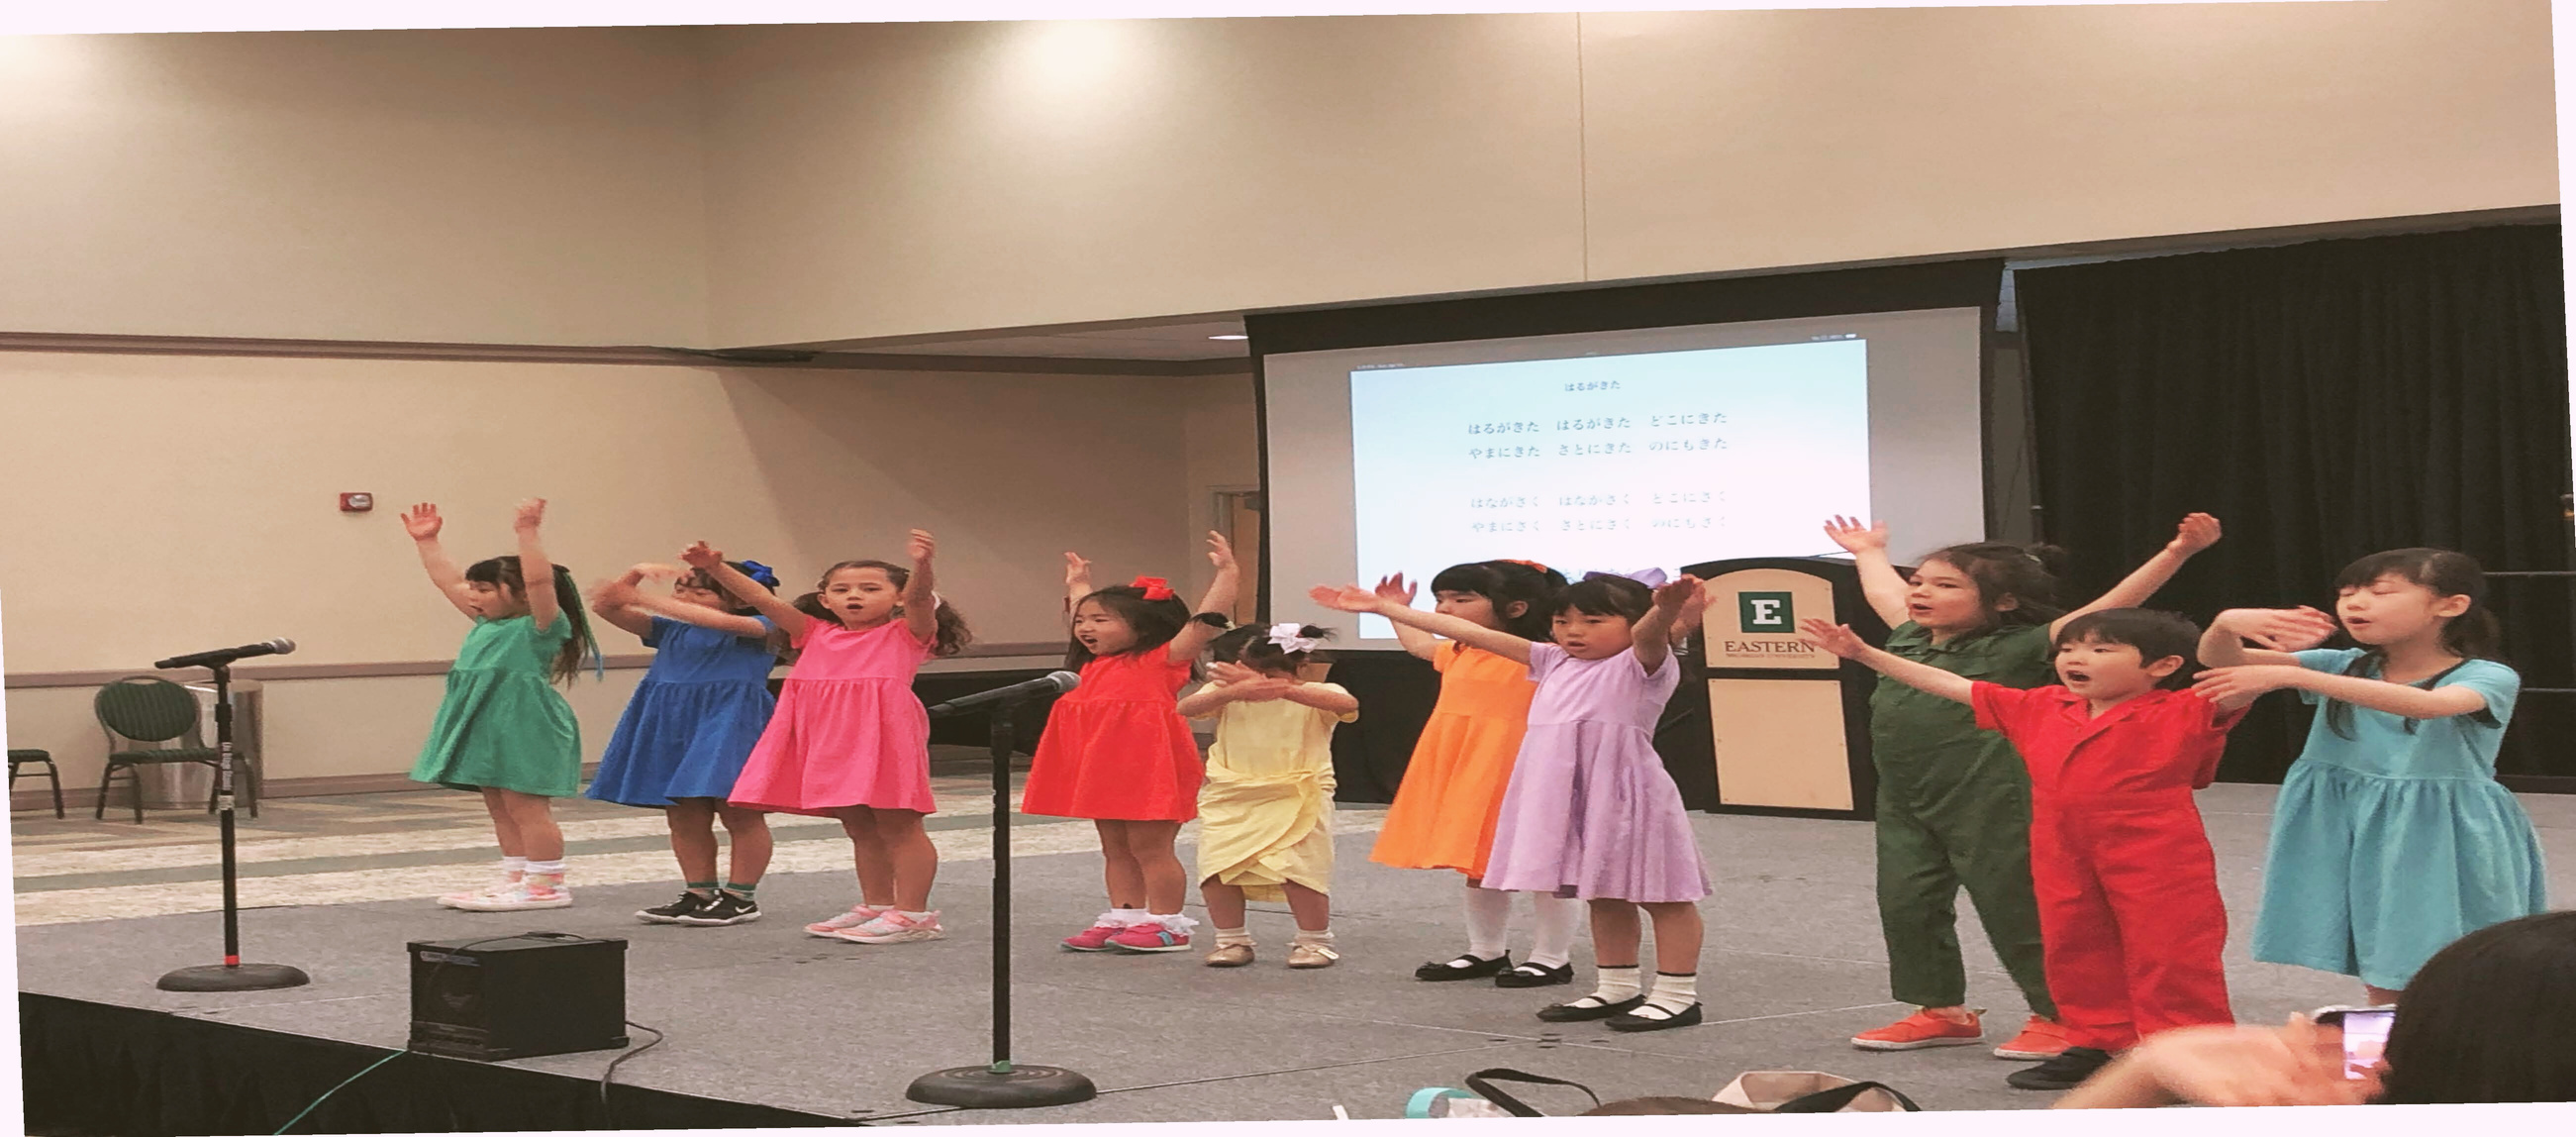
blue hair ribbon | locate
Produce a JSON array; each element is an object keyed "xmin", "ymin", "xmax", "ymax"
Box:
[{"xmin": 738, "ymin": 560, "xmax": 780, "ymax": 588}]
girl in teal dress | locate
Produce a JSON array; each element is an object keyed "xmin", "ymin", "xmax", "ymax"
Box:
[
  {"xmin": 404, "ymin": 499, "xmax": 602, "ymax": 913},
  {"xmin": 2194, "ymin": 548, "xmax": 2547, "ymax": 1004}
]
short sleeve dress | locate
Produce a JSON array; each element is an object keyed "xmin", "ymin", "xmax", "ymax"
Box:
[
  {"xmin": 1369, "ymin": 642, "xmax": 1540, "ymax": 877},
  {"xmin": 585, "ymin": 616, "xmax": 778, "ymax": 807},
  {"xmin": 1022, "ymin": 651, "xmax": 1202, "ymax": 822},
  {"xmin": 728, "ymin": 620, "xmax": 940, "ymax": 816},
  {"xmin": 2251, "ymin": 650, "xmax": 2549, "ymax": 989},
  {"xmin": 412, "ymin": 613, "xmax": 581, "ymax": 796},
  {"xmin": 1478, "ymin": 644, "xmax": 1708, "ymax": 903},
  {"xmin": 1196, "ymin": 685, "xmax": 1356, "ymax": 901}
]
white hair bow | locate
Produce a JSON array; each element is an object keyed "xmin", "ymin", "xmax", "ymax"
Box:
[{"xmin": 1267, "ymin": 623, "xmax": 1321, "ymax": 654}]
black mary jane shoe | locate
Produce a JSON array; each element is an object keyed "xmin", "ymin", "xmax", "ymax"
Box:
[
  {"xmin": 1607, "ymin": 1001, "xmax": 1704, "ymax": 1032},
  {"xmin": 1415, "ymin": 953, "xmax": 1513, "ymax": 982},
  {"xmin": 1494, "ymin": 961, "xmax": 1575, "ymax": 988},
  {"xmin": 1536, "ymin": 994, "xmax": 1647, "ymax": 1023}
]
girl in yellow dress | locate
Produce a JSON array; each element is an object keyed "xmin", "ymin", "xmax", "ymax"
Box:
[{"xmin": 1179, "ymin": 623, "xmax": 1358, "ymax": 970}]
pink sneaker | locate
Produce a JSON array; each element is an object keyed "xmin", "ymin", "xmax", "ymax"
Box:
[
  {"xmin": 1107, "ymin": 923, "xmax": 1192, "ymax": 954},
  {"xmin": 805, "ymin": 905, "xmax": 885, "ymax": 938},
  {"xmin": 1062, "ymin": 919, "xmax": 1130, "ymax": 952},
  {"xmin": 838, "ymin": 910, "xmax": 945, "ymax": 945}
]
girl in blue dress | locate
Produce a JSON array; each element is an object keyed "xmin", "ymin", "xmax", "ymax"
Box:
[
  {"xmin": 588, "ymin": 559, "xmax": 785, "ymax": 927},
  {"xmin": 2192, "ymin": 548, "xmax": 2547, "ymax": 1005}
]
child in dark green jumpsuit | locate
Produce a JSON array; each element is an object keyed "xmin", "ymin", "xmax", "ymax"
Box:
[{"xmin": 1823, "ymin": 513, "xmax": 2224, "ymax": 1062}]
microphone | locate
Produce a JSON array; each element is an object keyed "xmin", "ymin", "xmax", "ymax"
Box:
[
  {"xmin": 154, "ymin": 639, "xmax": 297, "ymax": 671},
  {"xmin": 924, "ymin": 671, "xmax": 1080, "ymax": 718}
]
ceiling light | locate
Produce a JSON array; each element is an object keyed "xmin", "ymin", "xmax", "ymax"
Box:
[{"xmin": 1208, "ymin": 334, "xmax": 1248, "ymax": 341}]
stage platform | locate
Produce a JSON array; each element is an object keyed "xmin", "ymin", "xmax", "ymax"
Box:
[{"xmin": 19, "ymin": 783, "xmax": 2575, "ymax": 1131}]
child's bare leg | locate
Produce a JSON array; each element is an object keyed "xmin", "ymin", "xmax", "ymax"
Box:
[
  {"xmin": 480, "ymin": 787, "xmax": 525, "ymax": 858},
  {"xmin": 665, "ymin": 798, "xmax": 720, "ymax": 883},
  {"xmin": 1552, "ymin": 898, "xmax": 1645, "ymax": 1012},
  {"xmin": 497, "ymin": 789, "xmax": 563, "ymax": 862},
  {"xmin": 1644, "ymin": 900, "xmax": 1705, "ymax": 975},
  {"xmin": 869, "ymin": 807, "xmax": 939, "ymax": 912},
  {"xmin": 1283, "ymin": 881, "xmax": 1332, "ymax": 932},
  {"xmin": 838, "ymin": 807, "xmax": 895, "ymax": 908},
  {"xmin": 1096, "ymin": 820, "xmax": 1146, "ymax": 908},
  {"xmin": 1201, "ymin": 879, "xmax": 1247, "ymax": 929},
  {"xmin": 1123, "ymin": 820, "xmax": 1188, "ymax": 915},
  {"xmin": 717, "ymin": 805, "xmax": 773, "ymax": 887}
]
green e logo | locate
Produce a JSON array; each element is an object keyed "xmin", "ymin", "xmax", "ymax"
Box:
[{"xmin": 1739, "ymin": 591, "xmax": 1794, "ymax": 633}]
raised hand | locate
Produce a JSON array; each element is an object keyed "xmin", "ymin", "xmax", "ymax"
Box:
[
  {"xmin": 1209, "ymin": 661, "xmax": 1265, "ymax": 687},
  {"xmin": 2167, "ymin": 512, "xmax": 2223, "ymax": 556},
  {"xmin": 2220, "ymin": 606, "xmax": 2340, "ymax": 651},
  {"xmin": 1798, "ymin": 618, "xmax": 1870, "ymax": 660},
  {"xmin": 2190, "ymin": 665, "xmax": 2306, "ymax": 705},
  {"xmin": 1310, "ymin": 583, "xmax": 1384, "ymax": 613},
  {"xmin": 909, "ymin": 529, "xmax": 937, "ymax": 566},
  {"xmin": 401, "ymin": 503, "xmax": 444, "ymax": 542},
  {"xmin": 1651, "ymin": 574, "xmax": 1704, "ymax": 616},
  {"xmin": 1823, "ymin": 515, "xmax": 1889, "ymax": 555},
  {"xmin": 514, "ymin": 497, "xmax": 547, "ymax": 532},
  {"xmin": 1207, "ymin": 531, "xmax": 1238, "ymax": 573},
  {"xmin": 1064, "ymin": 552, "xmax": 1094, "ymax": 589},
  {"xmin": 680, "ymin": 541, "xmax": 725, "ymax": 571},
  {"xmin": 633, "ymin": 563, "xmax": 685, "ymax": 582},
  {"xmin": 1373, "ymin": 572, "xmax": 1418, "ymax": 606}
]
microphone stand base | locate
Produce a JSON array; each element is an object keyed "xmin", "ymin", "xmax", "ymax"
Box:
[
  {"xmin": 905, "ymin": 1065, "xmax": 1097, "ymax": 1109},
  {"xmin": 156, "ymin": 963, "xmax": 311, "ymax": 992}
]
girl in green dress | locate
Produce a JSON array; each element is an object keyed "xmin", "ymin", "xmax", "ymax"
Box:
[{"xmin": 405, "ymin": 498, "xmax": 600, "ymax": 912}]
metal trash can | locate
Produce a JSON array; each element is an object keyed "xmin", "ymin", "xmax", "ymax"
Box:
[{"xmin": 138, "ymin": 679, "xmax": 263, "ymax": 809}]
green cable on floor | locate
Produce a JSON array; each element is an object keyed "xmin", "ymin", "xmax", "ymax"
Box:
[{"xmin": 273, "ymin": 1049, "xmax": 405, "ymax": 1135}]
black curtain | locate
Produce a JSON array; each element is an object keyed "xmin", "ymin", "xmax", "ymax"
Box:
[{"xmin": 2018, "ymin": 224, "xmax": 2573, "ymax": 787}]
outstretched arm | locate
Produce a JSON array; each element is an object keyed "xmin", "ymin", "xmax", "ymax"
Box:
[
  {"xmin": 1823, "ymin": 516, "xmax": 1911, "ymax": 629},
  {"xmin": 1800, "ymin": 618, "xmax": 1972, "ymax": 705},
  {"xmin": 1313, "ymin": 583, "xmax": 1533, "ymax": 664},
  {"xmin": 2191, "ymin": 666, "xmax": 2490, "ymax": 719},
  {"xmin": 1166, "ymin": 532, "xmax": 1241, "ymax": 664},
  {"xmin": 685, "ymin": 542, "xmax": 810, "ymax": 637},
  {"xmin": 1373, "ymin": 574, "xmax": 1442, "ymax": 661},
  {"xmin": 902, "ymin": 529, "xmax": 941, "ymax": 645},
  {"xmin": 402, "ymin": 502, "xmax": 477, "ymax": 618},
  {"xmin": 1063, "ymin": 552, "xmax": 1094, "ymax": 614},
  {"xmin": 513, "ymin": 499, "xmax": 561, "ymax": 632},
  {"xmin": 2198, "ymin": 607, "xmax": 2338, "ymax": 670},
  {"xmin": 1632, "ymin": 575, "xmax": 1707, "ymax": 674},
  {"xmin": 2051, "ymin": 512, "xmax": 2222, "ymax": 637},
  {"xmin": 588, "ymin": 566, "xmax": 665, "ymax": 640}
]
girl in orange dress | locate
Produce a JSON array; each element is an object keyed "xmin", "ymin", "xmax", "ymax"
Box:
[
  {"xmin": 1367, "ymin": 561, "xmax": 1584, "ymax": 989},
  {"xmin": 1023, "ymin": 532, "xmax": 1240, "ymax": 955}
]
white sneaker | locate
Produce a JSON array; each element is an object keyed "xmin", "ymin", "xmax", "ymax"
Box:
[
  {"xmin": 450, "ymin": 882, "xmax": 572, "ymax": 912},
  {"xmin": 836, "ymin": 910, "xmax": 945, "ymax": 944},
  {"xmin": 804, "ymin": 904, "xmax": 885, "ymax": 938},
  {"xmin": 438, "ymin": 874, "xmax": 523, "ymax": 909}
]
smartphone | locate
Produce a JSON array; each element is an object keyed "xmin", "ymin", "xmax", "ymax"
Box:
[{"xmin": 2313, "ymin": 1005, "xmax": 2394, "ymax": 1080}]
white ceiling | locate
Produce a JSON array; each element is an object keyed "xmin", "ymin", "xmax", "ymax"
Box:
[{"xmin": 790, "ymin": 317, "xmax": 1250, "ymax": 362}]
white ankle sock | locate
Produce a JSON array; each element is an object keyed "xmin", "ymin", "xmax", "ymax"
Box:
[
  {"xmin": 1643, "ymin": 972, "xmax": 1698, "ymax": 1015},
  {"xmin": 1216, "ymin": 926, "xmax": 1253, "ymax": 948},
  {"xmin": 1527, "ymin": 892, "xmax": 1581, "ymax": 969},
  {"xmin": 500, "ymin": 856, "xmax": 528, "ymax": 879},
  {"xmin": 526, "ymin": 859, "xmax": 564, "ymax": 884},
  {"xmin": 1463, "ymin": 884, "xmax": 1512, "ymax": 960},
  {"xmin": 1562, "ymin": 965, "xmax": 1641, "ymax": 1009},
  {"xmin": 1109, "ymin": 907, "xmax": 1149, "ymax": 927},
  {"xmin": 1294, "ymin": 928, "xmax": 1335, "ymax": 947}
]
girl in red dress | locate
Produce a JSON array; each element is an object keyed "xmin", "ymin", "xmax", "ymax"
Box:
[{"xmin": 1025, "ymin": 532, "xmax": 1240, "ymax": 955}]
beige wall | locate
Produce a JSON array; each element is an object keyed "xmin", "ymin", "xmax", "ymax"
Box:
[
  {"xmin": 0, "ymin": 29, "xmax": 711, "ymax": 346},
  {"xmin": 0, "ymin": 351, "xmax": 1255, "ymax": 788},
  {"xmin": 6, "ymin": 4, "xmax": 2550, "ymax": 350}
]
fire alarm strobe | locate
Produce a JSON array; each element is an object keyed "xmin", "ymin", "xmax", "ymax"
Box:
[{"xmin": 340, "ymin": 493, "xmax": 373, "ymax": 512}]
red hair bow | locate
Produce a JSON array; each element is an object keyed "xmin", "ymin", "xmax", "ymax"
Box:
[{"xmin": 1132, "ymin": 575, "xmax": 1176, "ymax": 601}]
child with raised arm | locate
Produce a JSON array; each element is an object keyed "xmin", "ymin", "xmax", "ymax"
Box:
[
  {"xmin": 694, "ymin": 530, "xmax": 972, "ymax": 945},
  {"xmin": 405, "ymin": 499, "xmax": 601, "ymax": 912},
  {"xmin": 1804, "ymin": 607, "xmax": 2253, "ymax": 1092},
  {"xmin": 587, "ymin": 559, "xmax": 784, "ymax": 926},
  {"xmin": 1820, "ymin": 513, "xmax": 2224, "ymax": 1063},
  {"xmin": 1028, "ymin": 533, "xmax": 1240, "ymax": 955},
  {"xmin": 1318, "ymin": 570, "xmax": 1714, "ymax": 1031},
  {"xmin": 1367, "ymin": 561, "xmax": 1587, "ymax": 989},
  {"xmin": 2191, "ymin": 548, "xmax": 2546, "ymax": 1006},
  {"xmin": 1176, "ymin": 623, "xmax": 1358, "ymax": 970}
]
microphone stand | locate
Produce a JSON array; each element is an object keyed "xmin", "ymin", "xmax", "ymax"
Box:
[
  {"xmin": 905, "ymin": 698, "xmax": 1096, "ymax": 1108},
  {"xmin": 157, "ymin": 660, "xmax": 310, "ymax": 991}
]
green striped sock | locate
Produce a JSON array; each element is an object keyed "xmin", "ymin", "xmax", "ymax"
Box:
[
  {"xmin": 685, "ymin": 880, "xmax": 719, "ymax": 894},
  {"xmin": 723, "ymin": 881, "xmax": 758, "ymax": 898}
]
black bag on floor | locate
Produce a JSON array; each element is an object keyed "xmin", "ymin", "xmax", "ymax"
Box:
[{"xmin": 1408, "ymin": 1068, "xmax": 1921, "ymax": 1117}]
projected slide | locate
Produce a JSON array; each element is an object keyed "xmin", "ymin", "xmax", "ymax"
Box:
[{"xmin": 1345, "ymin": 340, "xmax": 1867, "ymax": 635}]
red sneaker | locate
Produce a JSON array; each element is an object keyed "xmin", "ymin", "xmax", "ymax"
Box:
[
  {"xmin": 1061, "ymin": 918, "xmax": 1130, "ymax": 952},
  {"xmin": 1106, "ymin": 923, "xmax": 1192, "ymax": 953},
  {"xmin": 1993, "ymin": 1016, "xmax": 2072, "ymax": 1061},
  {"xmin": 1851, "ymin": 1008, "xmax": 1984, "ymax": 1051}
]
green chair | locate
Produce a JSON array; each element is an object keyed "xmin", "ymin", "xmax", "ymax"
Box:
[
  {"xmin": 8, "ymin": 749, "xmax": 63, "ymax": 818},
  {"xmin": 91, "ymin": 676, "xmax": 259, "ymax": 824}
]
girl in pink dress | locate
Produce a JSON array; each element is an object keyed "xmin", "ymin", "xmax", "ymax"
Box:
[
  {"xmin": 688, "ymin": 530, "xmax": 971, "ymax": 946},
  {"xmin": 1024, "ymin": 532, "xmax": 1239, "ymax": 956}
]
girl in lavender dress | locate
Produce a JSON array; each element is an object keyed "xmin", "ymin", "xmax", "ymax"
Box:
[{"xmin": 1315, "ymin": 569, "xmax": 1714, "ymax": 1032}]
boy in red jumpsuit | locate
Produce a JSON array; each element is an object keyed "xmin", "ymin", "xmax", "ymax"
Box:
[{"xmin": 1805, "ymin": 608, "xmax": 2250, "ymax": 1092}]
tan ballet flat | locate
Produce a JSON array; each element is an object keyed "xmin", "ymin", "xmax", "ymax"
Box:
[
  {"xmin": 1287, "ymin": 943, "xmax": 1340, "ymax": 970},
  {"xmin": 1204, "ymin": 943, "xmax": 1256, "ymax": 968}
]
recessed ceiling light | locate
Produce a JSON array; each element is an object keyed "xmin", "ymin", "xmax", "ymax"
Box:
[{"xmin": 1208, "ymin": 334, "xmax": 1248, "ymax": 341}]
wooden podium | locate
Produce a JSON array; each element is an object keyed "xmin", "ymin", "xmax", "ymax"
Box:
[{"xmin": 1673, "ymin": 557, "xmax": 1892, "ymax": 821}]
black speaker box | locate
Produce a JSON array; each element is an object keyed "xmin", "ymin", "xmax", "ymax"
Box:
[{"xmin": 408, "ymin": 932, "xmax": 628, "ymax": 1061}]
